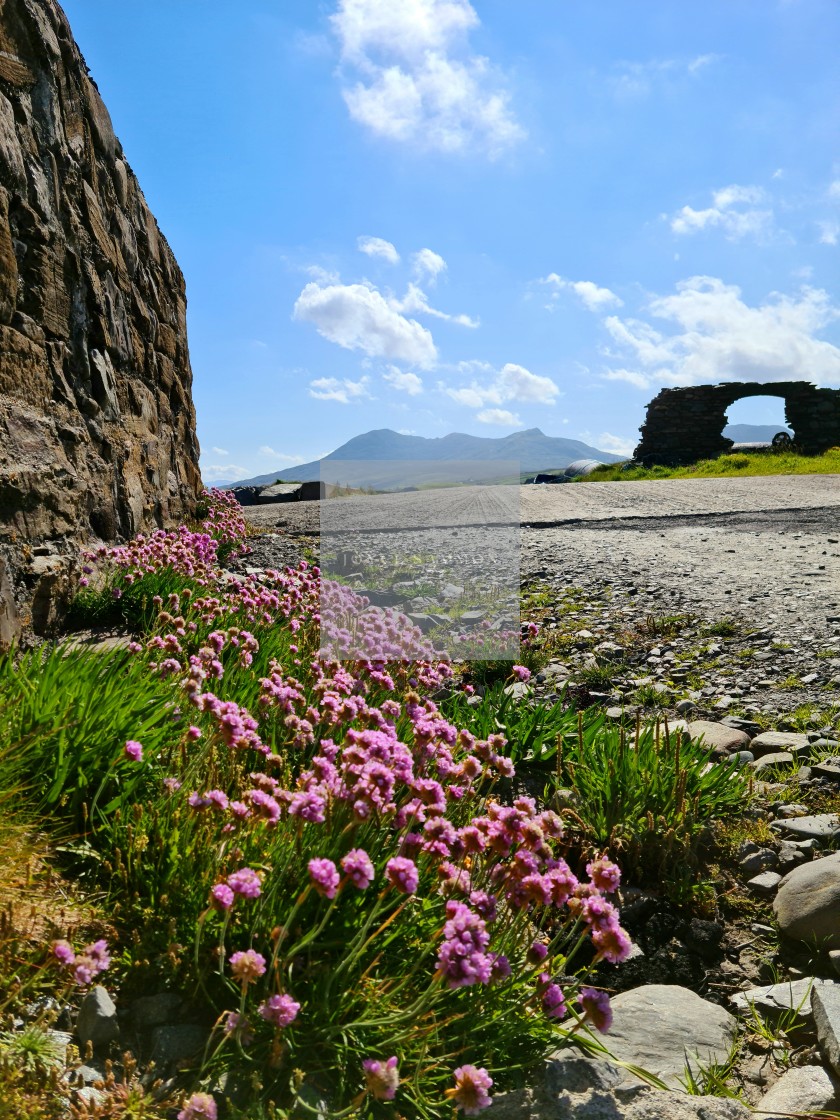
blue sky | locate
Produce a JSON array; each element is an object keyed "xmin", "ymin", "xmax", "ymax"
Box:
[{"xmin": 62, "ymin": 0, "xmax": 840, "ymax": 480}]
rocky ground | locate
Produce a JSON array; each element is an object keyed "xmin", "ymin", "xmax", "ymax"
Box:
[{"xmin": 234, "ymin": 476, "xmax": 840, "ymax": 1114}]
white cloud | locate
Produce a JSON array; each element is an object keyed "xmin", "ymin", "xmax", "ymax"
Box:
[
  {"xmin": 477, "ymin": 408, "xmax": 521, "ymax": 426},
  {"xmin": 304, "ymin": 264, "xmax": 341, "ymax": 285},
  {"xmin": 818, "ymin": 220, "xmax": 839, "ymax": 246},
  {"xmin": 308, "ymin": 375, "xmax": 372, "ymax": 404},
  {"xmin": 611, "ymin": 54, "xmax": 721, "ymax": 98},
  {"xmin": 828, "ymin": 180, "xmax": 840, "ymax": 200},
  {"xmin": 294, "ymin": 280, "xmax": 437, "ymax": 366},
  {"xmin": 594, "ymin": 432, "xmax": 636, "ymax": 457},
  {"xmin": 211, "ymin": 446, "xmax": 229, "ymax": 456},
  {"xmin": 670, "ymin": 184, "xmax": 773, "ymax": 241},
  {"xmin": 541, "ymin": 274, "xmax": 623, "ymax": 311},
  {"xmin": 394, "ymin": 282, "xmax": 478, "ymax": 327},
  {"xmin": 602, "ymin": 276, "xmax": 840, "ymax": 389},
  {"xmin": 442, "ymin": 361, "xmax": 560, "ymax": 408},
  {"xmin": 258, "ymin": 446, "xmax": 306, "ymax": 463},
  {"xmin": 357, "ymin": 235, "xmax": 400, "ymax": 264},
  {"xmin": 383, "ymin": 366, "xmax": 423, "ymax": 395},
  {"xmin": 413, "ymin": 248, "xmax": 447, "ymax": 283},
  {"xmin": 202, "ymin": 463, "xmax": 249, "ymax": 481},
  {"xmin": 330, "ymin": 0, "xmax": 524, "ymax": 157}
]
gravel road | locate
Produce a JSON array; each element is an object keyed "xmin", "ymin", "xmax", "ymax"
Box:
[{"xmin": 241, "ymin": 474, "xmax": 840, "ymax": 640}]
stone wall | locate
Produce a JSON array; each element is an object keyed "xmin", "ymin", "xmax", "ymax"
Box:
[
  {"xmin": 0, "ymin": 0, "xmax": 202, "ymax": 643},
  {"xmin": 634, "ymin": 382, "xmax": 840, "ymax": 465}
]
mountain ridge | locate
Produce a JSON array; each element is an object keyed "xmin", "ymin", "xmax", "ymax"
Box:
[{"xmin": 210, "ymin": 428, "xmax": 625, "ymax": 489}]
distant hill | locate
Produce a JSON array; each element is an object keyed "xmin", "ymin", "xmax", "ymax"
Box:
[
  {"xmin": 211, "ymin": 428, "xmax": 625, "ymax": 490},
  {"xmin": 723, "ymin": 423, "xmax": 792, "ymax": 443}
]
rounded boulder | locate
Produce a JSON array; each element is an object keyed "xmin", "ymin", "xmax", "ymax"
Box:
[{"xmin": 774, "ymin": 851, "xmax": 840, "ymax": 950}]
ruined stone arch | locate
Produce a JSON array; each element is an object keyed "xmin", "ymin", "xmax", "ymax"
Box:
[{"xmin": 633, "ymin": 381, "xmax": 840, "ymax": 465}]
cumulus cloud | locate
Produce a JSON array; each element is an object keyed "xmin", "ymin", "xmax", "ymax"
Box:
[
  {"xmin": 477, "ymin": 408, "xmax": 521, "ymax": 426},
  {"xmin": 601, "ymin": 276, "xmax": 840, "ymax": 389},
  {"xmin": 329, "ymin": 0, "xmax": 524, "ymax": 156},
  {"xmin": 211, "ymin": 446, "xmax": 229, "ymax": 456},
  {"xmin": 818, "ymin": 220, "xmax": 839, "ymax": 246},
  {"xmin": 594, "ymin": 432, "xmax": 636, "ymax": 457},
  {"xmin": 383, "ymin": 366, "xmax": 423, "ymax": 395},
  {"xmin": 308, "ymin": 375, "xmax": 372, "ymax": 404},
  {"xmin": 828, "ymin": 180, "xmax": 840, "ymax": 200},
  {"xmin": 443, "ymin": 362, "xmax": 560, "ymax": 408},
  {"xmin": 357, "ymin": 235, "xmax": 400, "ymax": 263},
  {"xmin": 294, "ymin": 280, "xmax": 437, "ymax": 366},
  {"xmin": 541, "ymin": 274, "xmax": 623, "ymax": 311},
  {"xmin": 413, "ymin": 248, "xmax": 447, "ymax": 283},
  {"xmin": 670, "ymin": 184, "xmax": 773, "ymax": 241},
  {"xmin": 203, "ymin": 463, "xmax": 248, "ymax": 481},
  {"xmin": 258, "ymin": 446, "xmax": 305, "ymax": 463}
]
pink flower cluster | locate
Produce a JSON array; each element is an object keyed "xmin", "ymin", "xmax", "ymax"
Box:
[{"xmin": 52, "ymin": 938, "xmax": 110, "ymax": 986}]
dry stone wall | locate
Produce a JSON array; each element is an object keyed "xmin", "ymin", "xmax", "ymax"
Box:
[
  {"xmin": 634, "ymin": 382, "xmax": 840, "ymax": 465},
  {"xmin": 0, "ymin": 0, "xmax": 201, "ymax": 642}
]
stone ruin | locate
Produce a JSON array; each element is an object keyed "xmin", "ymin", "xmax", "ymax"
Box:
[
  {"xmin": 0, "ymin": 0, "xmax": 202, "ymax": 645},
  {"xmin": 633, "ymin": 382, "xmax": 840, "ymax": 465}
]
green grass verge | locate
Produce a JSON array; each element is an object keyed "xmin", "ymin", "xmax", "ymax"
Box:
[{"xmin": 580, "ymin": 446, "xmax": 840, "ymax": 482}]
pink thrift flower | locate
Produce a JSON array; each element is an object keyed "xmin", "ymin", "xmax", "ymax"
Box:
[
  {"xmin": 187, "ymin": 725, "xmax": 202, "ymax": 740},
  {"xmin": 511, "ymin": 665, "xmax": 531, "ymax": 682},
  {"xmin": 51, "ymin": 940, "xmax": 75, "ymax": 966},
  {"xmin": 223, "ymin": 1012, "xmax": 254, "ymax": 1045},
  {"xmin": 385, "ymin": 856, "xmax": 419, "ymax": 894},
  {"xmin": 228, "ymin": 949, "xmax": 266, "ymax": 984},
  {"xmin": 526, "ymin": 940, "xmax": 548, "ymax": 966},
  {"xmin": 341, "ymin": 848, "xmax": 375, "ymax": 890},
  {"xmin": 578, "ymin": 987, "xmax": 613, "ymax": 1033},
  {"xmin": 591, "ymin": 923, "xmax": 633, "ymax": 964},
  {"xmin": 124, "ymin": 740, "xmax": 143, "ymax": 762},
  {"xmin": 210, "ymin": 883, "xmax": 235, "ymax": 911},
  {"xmin": 363, "ymin": 1056, "xmax": 399, "ymax": 1101},
  {"xmin": 177, "ymin": 1093, "xmax": 217, "ymax": 1120},
  {"xmin": 308, "ymin": 858, "xmax": 340, "ymax": 899},
  {"xmin": 586, "ymin": 856, "xmax": 621, "ymax": 894},
  {"xmin": 226, "ymin": 867, "xmax": 262, "ymax": 899},
  {"xmin": 258, "ymin": 993, "xmax": 301, "ymax": 1028},
  {"xmin": 541, "ymin": 982, "xmax": 566, "ymax": 1020},
  {"xmin": 448, "ymin": 1065, "xmax": 493, "ymax": 1115}
]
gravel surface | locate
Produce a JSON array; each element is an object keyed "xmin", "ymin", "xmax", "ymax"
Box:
[{"xmin": 241, "ymin": 474, "xmax": 840, "ymax": 640}]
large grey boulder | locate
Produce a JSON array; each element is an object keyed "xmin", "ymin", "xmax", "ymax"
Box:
[
  {"xmin": 598, "ymin": 985, "xmax": 737, "ymax": 1088},
  {"xmin": 773, "ymin": 852, "xmax": 840, "ymax": 949},
  {"xmin": 754, "ymin": 1065, "xmax": 840, "ymax": 1116}
]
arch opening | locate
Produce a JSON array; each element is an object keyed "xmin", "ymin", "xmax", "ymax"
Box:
[{"xmin": 723, "ymin": 395, "xmax": 792, "ymax": 446}]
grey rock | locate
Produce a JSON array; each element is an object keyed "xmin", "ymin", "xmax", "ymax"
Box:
[
  {"xmin": 675, "ymin": 699, "xmax": 697, "ymax": 715},
  {"xmin": 813, "ymin": 983, "xmax": 840, "ymax": 1077},
  {"xmin": 486, "ymin": 1084, "xmax": 750, "ymax": 1119},
  {"xmin": 739, "ymin": 847, "xmax": 778, "ymax": 876},
  {"xmin": 771, "ymin": 812, "xmax": 840, "ymax": 840},
  {"xmin": 731, "ymin": 977, "xmax": 835, "ymax": 1021},
  {"xmin": 749, "ymin": 751, "xmax": 795, "ymax": 772},
  {"xmin": 76, "ymin": 986, "xmax": 119, "ymax": 1050},
  {"xmin": 687, "ymin": 721, "xmax": 750, "ymax": 753},
  {"xmin": 71, "ymin": 1060, "xmax": 107, "ymax": 1086},
  {"xmin": 747, "ymin": 871, "xmax": 782, "ymax": 896},
  {"xmin": 754, "ymin": 1065, "xmax": 840, "ymax": 1116},
  {"xmin": 130, "ymin": 992, "xmax": 183, "ymax": 1030},
  {"xmin": 150, "ymin": 1023, "xmax": 206, "ymax": 1067},
  {"xmin": 812, "ymin": 762, "xmax": 840, "ymax": 782},
  {"xmin": 749, "ymin": 730, "xmax": 810, "ymax": 757},
  {"xmin": 600, "ymin": 984, "xmax": 737, "ymax": 1088}
]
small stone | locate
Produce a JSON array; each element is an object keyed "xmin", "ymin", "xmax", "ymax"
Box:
[
  {"xmin": 731, "ymin": 977, "xmax": 835, "ymax": 1022},
  {"xmin": 76, "ymin": 986, "xmax": 119, "ymax": 1051},
  {"xmin": 749, "ymin": 751, "xmax": 795, "ymax": 772},
  {"xmin": 771, "ymin": 813, "xmax": 840, "ymax": 841},
  {"xmin": 747, "ymin": 871, "xmax": 782, "ymax": 897}
]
